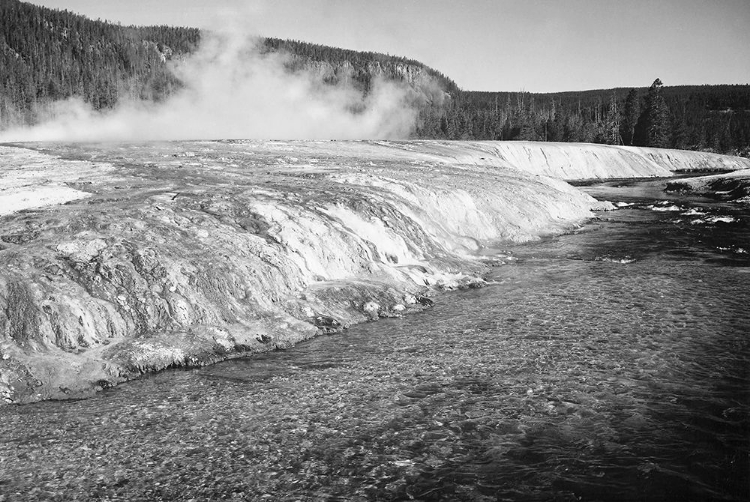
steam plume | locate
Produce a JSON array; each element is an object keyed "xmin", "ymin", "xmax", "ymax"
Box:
[{"xmin": 0, "ymin": 31, "xmax": 422, "ymax": 142}]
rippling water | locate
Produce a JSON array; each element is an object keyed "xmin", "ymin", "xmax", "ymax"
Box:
[{"xmin": 1, "ymin": 179, "xmax": 748, "ymax": 501}]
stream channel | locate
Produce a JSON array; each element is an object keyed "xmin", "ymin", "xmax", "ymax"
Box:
[{"xmin": 1, "ymin": 178, "xmax": 749, "ymax": 501}]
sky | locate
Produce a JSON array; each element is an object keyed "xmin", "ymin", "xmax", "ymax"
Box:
[{"xmin": 24, "ymin": 0, "xmax": 750, "ymax": 93}]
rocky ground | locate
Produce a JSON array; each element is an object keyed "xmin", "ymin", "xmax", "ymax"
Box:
[
  {"xmin": 1, "ymin": 140, "xmax": 746, "ymax": 403},
  {"xmin": 666, "ymin": 168, "xmax": 750, "ymax": 202}
]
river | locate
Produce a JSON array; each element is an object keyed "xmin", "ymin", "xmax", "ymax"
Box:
[{"xmin": 1, "ymin": 178, "xmax": 748, "ymax": 501}]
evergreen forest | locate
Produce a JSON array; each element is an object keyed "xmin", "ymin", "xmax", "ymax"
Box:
[{"xmin": 2, "ymin": 0, "xmax": 749, "ymax": 155}]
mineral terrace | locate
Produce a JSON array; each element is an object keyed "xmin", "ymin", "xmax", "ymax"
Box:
[{"xmin": 1, "ymin": 140, "xmax": 748, "ymax": 403}]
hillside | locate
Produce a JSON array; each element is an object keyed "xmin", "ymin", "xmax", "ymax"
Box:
[
  {"xmin": 0, "ymin": 0, "xmax": 451, "ymax": 132},
  {"xmin": 1, "ymin": 0, "xmax": 750, "ymax": 154},
  {"xmin": 0, "ymin": 0, "xmax": 200, "ymax": 124}
]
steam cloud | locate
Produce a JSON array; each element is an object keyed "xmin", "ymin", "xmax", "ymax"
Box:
[{"xmin": 0, "ymin": 31, "xmax": 423, "ymax": 142}]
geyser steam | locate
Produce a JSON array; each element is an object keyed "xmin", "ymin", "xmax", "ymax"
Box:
[{"xmin": 0, "ymin": 31, "xmax": 422, "ymax": 142}]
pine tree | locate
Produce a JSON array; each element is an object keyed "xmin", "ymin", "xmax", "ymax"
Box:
[
  {"xmin": 606, "ymin": 91, "xmax": 621, "ymax": 144},
  {"xmin": 620, "ymin": 89, "xmax": 639, "ymax": 145},
  {"xmin": 634, "ymin": 79, "xmax": 671, "ymax": 147}
]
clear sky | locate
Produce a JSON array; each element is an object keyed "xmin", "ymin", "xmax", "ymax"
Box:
[{"xmin": 27, "ymin": 0, "xmax": 750, "ymax": 93}]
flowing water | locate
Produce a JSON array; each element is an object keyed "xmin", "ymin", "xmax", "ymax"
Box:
[{"xmin": 1, "ymin": 179, "xmax": 748, "ymax": 501}]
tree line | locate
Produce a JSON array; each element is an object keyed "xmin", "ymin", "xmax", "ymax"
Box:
[
  {"xmin": 2, "ymin": 0, "xmax": 749, "ymax": 156},
  {"xmin": 416, "ymin": 80, "xmax": 750, "ymax": 155}
]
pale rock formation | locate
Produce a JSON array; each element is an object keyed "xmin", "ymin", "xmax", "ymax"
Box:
[{"xmin": 0, "ymin": 140, "xmax": 745, "ymax": 403}]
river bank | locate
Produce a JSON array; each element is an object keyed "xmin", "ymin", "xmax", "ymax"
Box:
[
  {"xmin": 666, "ymin": 168, "xmax": 750, "ymax": 203},
  {"xmin": 1, "ymin": 141, "xmax": 748, "ymax": 403},
  {"xmin": 1, "ymin": 177, "xmax": 747, "ymax": 501}
]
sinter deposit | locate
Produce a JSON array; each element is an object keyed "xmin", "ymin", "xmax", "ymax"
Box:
[
  {"xmin": 1, "ymin": 141, "xmax": 748, "ymax": 403},
  {"xmin": 666, "ymin": 168, "xmax": 750, "ymax": 203}
]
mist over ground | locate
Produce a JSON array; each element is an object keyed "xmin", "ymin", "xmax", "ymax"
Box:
[{"xmin": 0, "ymin": 30, "xmax": 422, "ymax": 142}]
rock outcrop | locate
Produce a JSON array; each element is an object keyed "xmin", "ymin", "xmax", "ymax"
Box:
[
  {"xmin": 1, "ymin": 140, "xmax": 746, "ymax": 403},
  {"xmin": 666, "ymin": 169, "xmax": 750, "ymax": 203}
]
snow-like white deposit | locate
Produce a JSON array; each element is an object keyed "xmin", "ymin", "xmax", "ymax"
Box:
[
  {"xmin": 0, "ymin": 145, "xmax": 117, "ymax": 215},
  {"xmin": 362, "ymin": 141, "xmax": 750, "ymax": 179},
  {"xmin": 0, "ymin": 185, "xmax": 90, "ymax": 216},
  {"xmin": 620, "ymin": 148, "xmax": 750, "ymax": 173}
]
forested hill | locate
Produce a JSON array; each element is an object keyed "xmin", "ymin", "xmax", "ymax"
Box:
[
  {"xmin": 261, "ymin": 38, "xmax": 459, "ymax": 96},
  {"xmin": 0, "ymin": 0, "xmax": 200, "ymax": 122},
  {"xmin": 0, "ymin": 0, "xmax": 454, "ymax": 131},
  {"xmin": 1, "ymin": 0, "xmax": 749, "ymax": 155}
]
